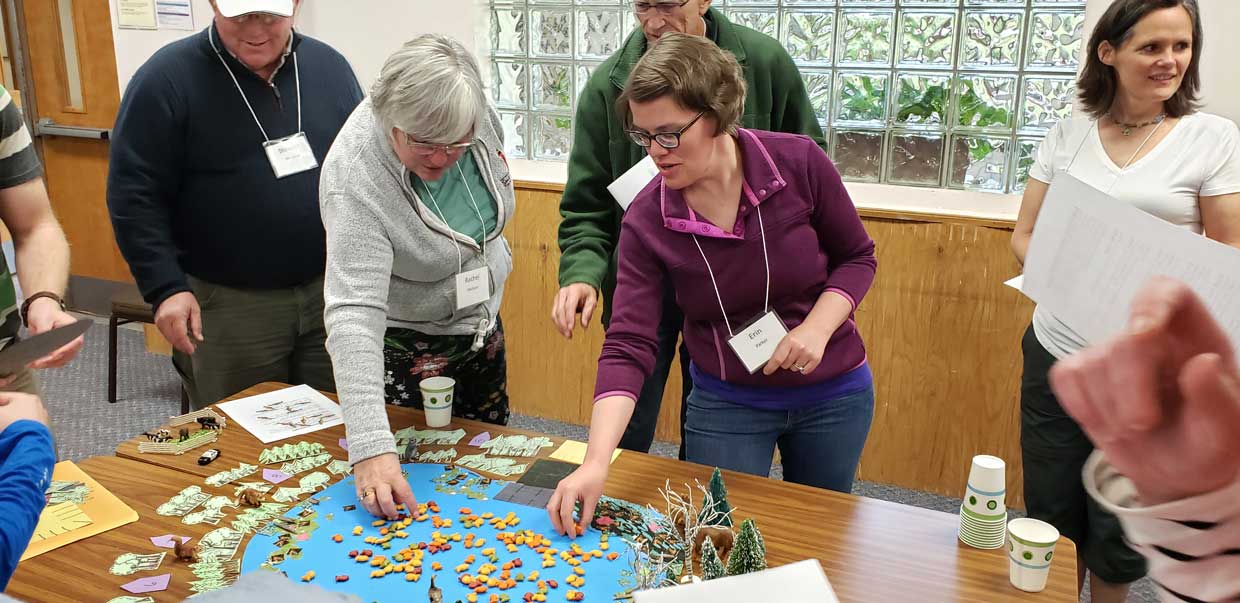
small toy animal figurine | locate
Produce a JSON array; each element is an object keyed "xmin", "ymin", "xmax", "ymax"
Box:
[
  {"xmin": 142, "ymin": 429, "xmax": 172, "ymax": 443},
  {"xmin": 428, "ymin": 574, "xmax": 443, "ymax": 603},
  {"xmin": 178, "ymin": 427, "xmax": 190, "ymax": 442},
  {"xmin": 196, "ymin": 416, "xmax": 221, "ymax": 430},
  {"xmin": 237, "ymin": 488, "xmax": 265, "ymax": 508},
  {"xmin": 197, "ymin": 448, "xmax": 220, "ymax": 465},
  {"xmin": 695, "ymin": 526, "xmax": 735, "ymax": 562},
  {"xmin": 173, "ymin": 539, "xmax": 199, "ymax": 562}
]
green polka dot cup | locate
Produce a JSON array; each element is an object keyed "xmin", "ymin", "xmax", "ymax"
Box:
[
  {"xmin": 419, "ymin": 376, "xmax": 456, "ymax": 428},
  {"xmin": 1007, "ymin": 517, "xmax": 1059, "ymax": 593}
]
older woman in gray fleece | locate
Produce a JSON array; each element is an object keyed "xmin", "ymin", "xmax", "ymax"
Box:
[{"xmin": 319, "ymin": 34, "xmax": 516, "ymax": 518}]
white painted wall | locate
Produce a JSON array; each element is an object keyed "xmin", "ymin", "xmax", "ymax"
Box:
[{"xmin": 107, "ymin": 0, "xmax": 216, "ymax": 94}]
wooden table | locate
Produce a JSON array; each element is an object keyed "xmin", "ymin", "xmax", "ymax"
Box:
[
  {"xmin": 30, "ymin": 382, "xmax": 1078, "ymax": 601},
  {"xmin": 8, "ymin": 456, "xmax": 233, "ymax": 602}
]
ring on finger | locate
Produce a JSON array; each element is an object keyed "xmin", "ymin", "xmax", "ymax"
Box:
[
  {"xmin": 793, "ymin": 364, "xmax": 806, "ymax": 373},
  {"xmin": 361, "ymin": 487, "xmax": 376, "ymax": 499}
]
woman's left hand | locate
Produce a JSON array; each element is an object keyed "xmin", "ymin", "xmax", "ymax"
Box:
[{"xmin": 762, "ymin": 321, "xmax": 834, "ymax": 376}]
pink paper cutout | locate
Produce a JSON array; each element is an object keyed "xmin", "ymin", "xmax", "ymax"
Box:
[
  {"xmin": 122, "ymin": 574, "xmax": 171, "ymax": 594},
  {"xmin": 150, "ymin": 534, "xmax": 192, "ymax": 548},
  {"xmin": 263, "ymin": 468, "xmax": 291, "ymax": 484},
  {"xmin": 595, "ymin": 516, "xmax": 615, "ymax": 527},
  {"xmin": 339, "ymin": 438, "xmax": 349, "ymax": 451},
  {"xmin": 469, "ymin": 432, "xmax": 491, "ymax": 446},
  {"xmin": 297, "ymin": 533, "xmax": 311, "ymax": 541}
]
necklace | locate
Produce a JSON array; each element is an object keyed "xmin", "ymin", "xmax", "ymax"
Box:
[{"xmin": 1108, "ymin": 112, "xmax": 1167, "ymax": 136}]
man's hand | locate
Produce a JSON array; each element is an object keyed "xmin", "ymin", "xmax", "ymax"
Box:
[
  {"xmin": 0, "ymin": 392, "xmax": 49, "ymax": 433},
  {"xmin": 551, "ymin": 283, "xmax": 599, "ymax": 340},
  {"xmin": 25, "ymin": 297, "xmax": 84, "ymax": 369},
  {"xmin": 155, "ymin": 291, "xmax": 204, "ymax": 355}
]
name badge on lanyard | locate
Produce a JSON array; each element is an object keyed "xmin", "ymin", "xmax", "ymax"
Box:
[
  {"xmin": 455, "ymin": 266, "xmax": 492, "ymax": 310},
  {"xmin": 264, "ymin": 132, "xmax": 319, "ymax": 179},
  {"xmin": 726, "ymin": 310, "xmax": 789, "ymax": 374}
]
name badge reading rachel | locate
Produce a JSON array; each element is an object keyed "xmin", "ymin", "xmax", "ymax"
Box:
[
  {"xmin": 263, "ymin": 132, "xmax": 319, "ymax": 179},
  {"xmin": 726, "ymin": 310, "xmax": 789, "ymax": 374},
  {"xmin": 455, "ymin": 266, "xmax": 492, "ymax": 310}
]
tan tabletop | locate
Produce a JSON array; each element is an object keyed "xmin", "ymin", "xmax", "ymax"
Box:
[
  {"xmin": 9, "ymin": 456, "xmax": 241, "ymax": 603},
  {"xmin": 108, "ymin": 382, "xmax": 1077, "ymax": 602}
]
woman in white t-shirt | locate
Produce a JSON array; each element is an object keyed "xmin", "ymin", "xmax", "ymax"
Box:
[{"xmin": 1010, "ymin": 1, "xmax": 1240, "ymax": 601}]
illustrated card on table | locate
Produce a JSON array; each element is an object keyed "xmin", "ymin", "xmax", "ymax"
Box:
[{"xmin": 217, "ymin": 384, "xmax": 343, "ymax": 443}]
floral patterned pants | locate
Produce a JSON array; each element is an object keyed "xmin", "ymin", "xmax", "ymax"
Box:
[{"xmin": 381, "ymin": 319, "xmax": 510, "ymax": 425}]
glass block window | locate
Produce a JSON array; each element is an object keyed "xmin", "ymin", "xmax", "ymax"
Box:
[{"xmin": 488, "ymin": 0, "xmax": 1085, "ymax": 193}]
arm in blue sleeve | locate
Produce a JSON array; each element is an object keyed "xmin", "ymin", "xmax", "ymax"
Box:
[{"xmin": 0, "ymin": 420, "xmax": 54, "ymax": 591}]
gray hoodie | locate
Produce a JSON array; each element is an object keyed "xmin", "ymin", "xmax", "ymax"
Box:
[{"xmin": 319, "ymin": 98, "xmax": 516, "ymax": 464}]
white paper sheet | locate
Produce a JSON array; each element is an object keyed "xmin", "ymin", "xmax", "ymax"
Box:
[
  {"xmin": 633, "ymin": 559, "xmax": 839, "ymax": 603},
  {"xmin": 1023, "ymin": 174, "xmax": 1240, "ymax": 347},
  {"xmin": 1004, "ymin": 275, "xmax": 1024, "ymax": 292},
  {"xmin": 117, "ymin": 0, "xmax": 158, "ymax": 29},
  {"xmin": 216, "ymin": 385, "xmax": 344, "ymax": 444},
  {"xmin": 607, "ymin": 155, "xmax": 658, "ymax": 212},
  {"xmin": 155, "ymin": 0, "xmax": 194, "ymax": 30}
]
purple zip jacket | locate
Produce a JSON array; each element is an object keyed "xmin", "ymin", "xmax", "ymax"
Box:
[{"xmin": 595, "ymin": 128, "xmax": 877, "ymax": 401}]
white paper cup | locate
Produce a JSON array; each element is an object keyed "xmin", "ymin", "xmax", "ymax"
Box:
[
  {"xmin": 419, "ymin": 376, "xmax": 455, "ymax": 428},
  {"xmin": 967, "ymin": 455, "xmax": 1006, "ymax": 494},
  {"xmin": 1007, "ymin": 517, "xmax": 1059, "ymax": 593}
]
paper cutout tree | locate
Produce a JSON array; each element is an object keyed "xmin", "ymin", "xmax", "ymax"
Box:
[
  {"xmin": 698, "ymin": 468, "xmax": 733, "ymax": 527},
  {"xmin": 725, "ymin": 518, "xmax": 767, "ymax": 576},
  {"xmin": 619, "ymin": 540, "xmax": 678, "ymax": 593},
  {"xmin": 701, "ymin": 538, "xmax": 726, "ymax": 580}
]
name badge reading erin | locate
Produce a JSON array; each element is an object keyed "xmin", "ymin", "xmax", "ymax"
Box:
[
  {"xmin": 263, "ymin": 132, "xmax": 319, "ymax": 179},
  {"xmin": 726, "ymin": 310, "xmax": 789, "ymax": 374},
  {"xmin": 456, "ymin": 266, "xmax": 492, "ymax": 310}
]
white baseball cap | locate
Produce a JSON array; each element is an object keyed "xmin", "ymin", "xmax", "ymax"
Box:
[{"xmin": 215, "ymin": 0, "xmax": 295, "ymax": 18}]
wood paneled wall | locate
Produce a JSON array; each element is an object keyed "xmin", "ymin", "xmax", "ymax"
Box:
[{"xmin": 501, "ymin": 183, "xmax": 1034, "ymax": 506}]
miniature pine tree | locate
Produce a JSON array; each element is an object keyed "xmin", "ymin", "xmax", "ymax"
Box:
[
  {"xmin": 725, "ymin": 518, "xmax": 767, "ymax": 576},
  {"xmin": 701, "ymin": 538, "xmax": 726, "ymax": 580},
  {"xmin": 698, "ymin": 467, "xmax": 733, "ymax": 526}
]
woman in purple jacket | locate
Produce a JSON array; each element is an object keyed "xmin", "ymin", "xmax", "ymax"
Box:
[{"xmin": 548, "ymin": 33, "xmax": 878, "ymax": 536}]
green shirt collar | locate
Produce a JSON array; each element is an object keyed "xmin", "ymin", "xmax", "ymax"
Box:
[{"xmin": 607, "ymin": 8, "xmax": 746, "ymax": 90}]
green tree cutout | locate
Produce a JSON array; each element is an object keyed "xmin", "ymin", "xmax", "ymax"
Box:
[
  {"xmin": 701, "ymin": 538, "xmax": 726, "ymax": 581},
  {"xmin": 725, "ymin": 518, "xmax": 767, "ymax": 577},
  {"xmin": 698, "ymin": 468, "xmax": 732, "ymax": 527}
]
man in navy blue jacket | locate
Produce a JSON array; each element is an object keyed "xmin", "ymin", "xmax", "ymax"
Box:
[
  {"xmin": 107, "ymin": 0, "xmax": 363, "ymax": 408},
  {"xmin": 0, "ymin": 392, "xmax": 53, "ymax": 591}
]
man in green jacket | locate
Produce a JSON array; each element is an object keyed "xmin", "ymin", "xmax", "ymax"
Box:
[{"xmin": 551, "ymin": 1, "xmax": 827, "ymax": 457}]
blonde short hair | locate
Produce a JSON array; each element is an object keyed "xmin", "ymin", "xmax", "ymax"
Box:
[{"xmin": 617, "ymin": 33, "xmax": 747, "ymax": 136}]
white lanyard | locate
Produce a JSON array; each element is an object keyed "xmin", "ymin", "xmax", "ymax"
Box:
[
  {"xmin": 417, "ymin": 161, "xmax": 490, "ymax": 274},
  {"xmin": 1066, "ymin": 118, "xmax": 1165, "ymax": 194},
  {"xmin": 207, "ymin": 23, "xmax": 302, "ymax": 141},
  {"xmin": 691, "ymin": 202, "xmax": 771, "ymax": 338}
]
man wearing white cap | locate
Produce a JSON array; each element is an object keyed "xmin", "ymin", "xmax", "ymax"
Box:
[{"xmin": 107, "ymin": 0, "xmax": 363, "ymax": 408}]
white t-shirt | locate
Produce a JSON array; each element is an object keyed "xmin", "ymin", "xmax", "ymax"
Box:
[{"xmin": 1028, "ymin": 112, "xmax": 1240, "ymax": 359}]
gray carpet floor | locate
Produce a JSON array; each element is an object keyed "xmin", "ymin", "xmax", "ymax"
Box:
[{"xmin": 37, "ymin": 321, "xmax": 1156, "ymax": 601}]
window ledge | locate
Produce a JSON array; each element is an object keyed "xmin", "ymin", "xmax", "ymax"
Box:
[{"xmin": 510, "ymin": 158, "xmax": 1020, "ymax": 226}]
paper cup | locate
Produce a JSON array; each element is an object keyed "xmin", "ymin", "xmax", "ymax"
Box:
[
  {"xmin": 967, "ymin": 455, "xmax": 1006, "ymax": 496},
  {"xmin": 1007, "ymin": 518, "xmax": 1059, "ymax": 593},
  {"xmin": 419, "ymin": 376, "xmax": 456, "ymax": 428}
]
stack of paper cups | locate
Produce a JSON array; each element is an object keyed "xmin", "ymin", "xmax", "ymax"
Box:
[{"xmin": 959, "ymin": 454, "xmax": 1007, "ymax": 549}]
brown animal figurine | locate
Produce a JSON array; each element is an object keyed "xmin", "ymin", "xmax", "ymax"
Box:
[
  {"xmin": 237, "ymin": 488, "xmax": 265, "ymax": 508},
  {"xmin": 671, "ymin": 508, "xmax": 736, "ymax": 561},
  {"xmin": 695, "ymin": 526, "xmax": 735, "ymax": 562},
  {"xmin": 178, "ymin": 427, "xmax": 190, "ymax": 442},
  {"xmin": 173, "ymin": 539, "xmax": 199, "ymax": 562}
]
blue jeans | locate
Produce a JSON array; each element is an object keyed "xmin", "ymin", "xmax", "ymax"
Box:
[{"xmin": 683, "ymin": 384, "xmax": 875, "ymax": 493}]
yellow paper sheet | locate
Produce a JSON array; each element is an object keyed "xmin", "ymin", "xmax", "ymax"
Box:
[
  {"xmin": 21, "ymin": 461, "xmax": 139, "ymax": 561},
  {"xmin": 549, "ymin": 440, "xmax": 621, "ymax": 465},
  {"xmin": 31, "ymin": 502, "xmax": 93, "ymax": 541}
]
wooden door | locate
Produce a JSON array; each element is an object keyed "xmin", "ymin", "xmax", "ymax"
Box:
[{"xmin": 21, "ymin": 0, "xmax": 128, "ymax": 282}]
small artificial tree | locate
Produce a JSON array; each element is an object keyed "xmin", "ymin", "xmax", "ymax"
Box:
[
  {"xmin": 700, "ymin": 538, "xmax": 726, "ymax": 580},
  {"xmin": 725, "ymin": 518, "xmax": 767, "ymax": 577},
  {"xmin": 698, "ymin": 467, "xmax": 733, "ymax": 527}
]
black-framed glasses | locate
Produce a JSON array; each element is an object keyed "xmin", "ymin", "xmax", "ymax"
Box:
[
  {"xmin": 633, "ymin": 0, "xmax": 691, "ymax": 15},
  {"xmin": 626, "ymin": 112, "xmax": 704, "ymax": 150}
]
